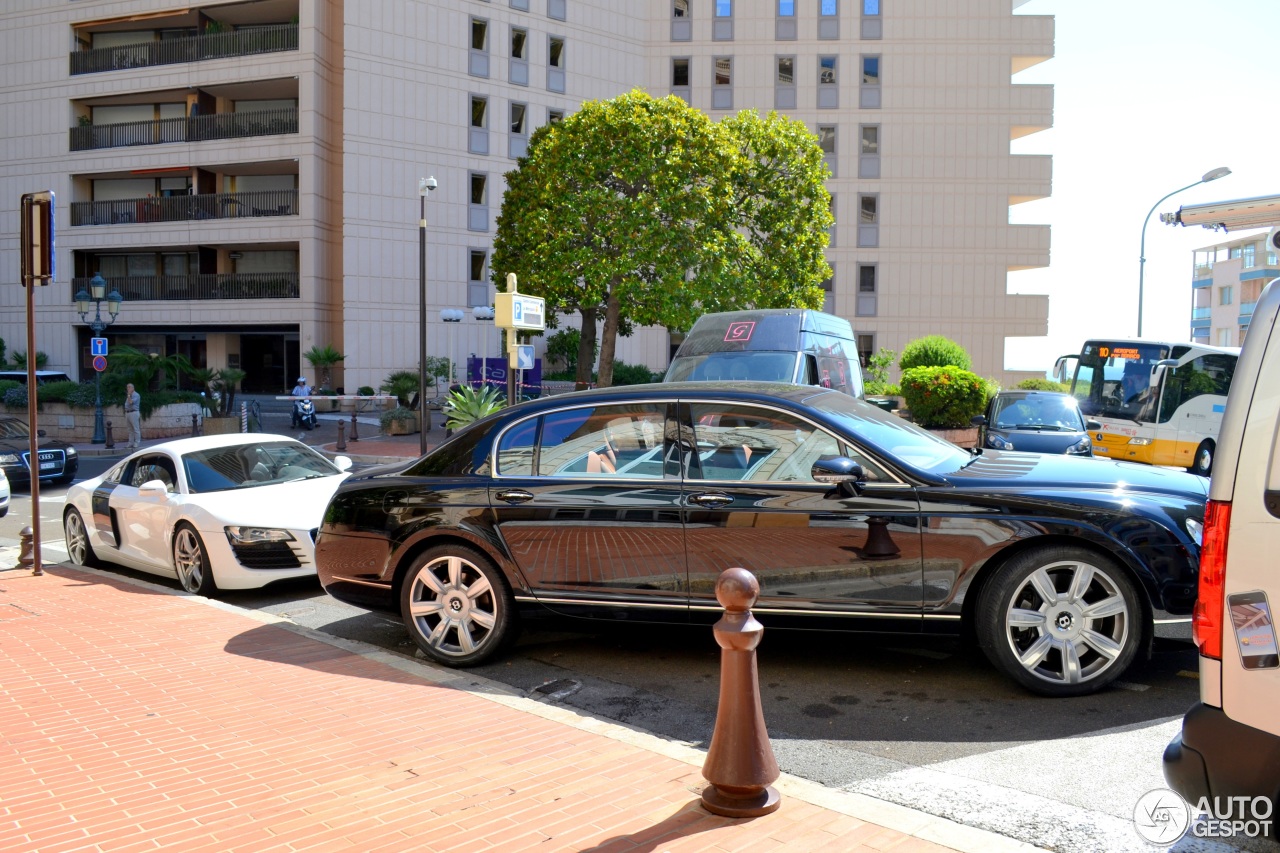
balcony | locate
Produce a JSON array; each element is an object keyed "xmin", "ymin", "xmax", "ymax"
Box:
[
  {"xmin": 70, "ymin": 108, "xmax": 298, "ymax": 152},
  {"xmin": 1191, "ymin": 307, "xmax": 1211, "ymax": 320},
  {"xmin": 71, "ymin": 273, "xmax": 299, "ymax": 302},
  {"xmin": 71, "ymin": 190, "xmax": 298, "ymax": 226},
  {"xmin": 70, "ymin": 25, "xmax": 298, "ymax": 76},
  {"xmin": 1240, "ymin": 301, "xmax": 1257, "ymax": 318}
]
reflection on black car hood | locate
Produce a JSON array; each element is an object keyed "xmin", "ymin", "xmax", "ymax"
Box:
[
  {"xmin": 991, "ymin": 430, "xmax": 1085, "ymax": 455},
  {"xmin": 948, "ymin": 451, "xmax": 1208, "ymax": 500}
]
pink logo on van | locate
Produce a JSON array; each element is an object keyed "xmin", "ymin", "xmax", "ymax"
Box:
[{"xmin": 724, "ymin": 321, "xmax": 755, "ymax": 342}]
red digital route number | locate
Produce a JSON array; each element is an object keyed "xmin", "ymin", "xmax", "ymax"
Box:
[{"xmin": 724, "ymin": 321, "xmax": 755, "ymax": 342}]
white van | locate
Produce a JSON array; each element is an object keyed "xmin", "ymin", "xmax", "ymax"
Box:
[{"xmin": 1163, "ymin": 234, "xmax": 1280, "ymax": 838}]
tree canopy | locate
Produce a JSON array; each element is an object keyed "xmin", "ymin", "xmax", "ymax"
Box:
[{"xmin": 492, "ymin": 90, "xmax": 832, "ymax": 387}]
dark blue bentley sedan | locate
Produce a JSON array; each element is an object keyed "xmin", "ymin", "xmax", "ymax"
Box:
[{"xmin": 315, "ymin": 382, "xmax": 1206, "ymax": 697}]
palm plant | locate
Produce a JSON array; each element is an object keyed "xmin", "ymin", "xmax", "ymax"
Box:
[
  {"xmin": 303, "ymin": 345, "xmax": 346, "ymax": 391},
  {"xmin": 380, "ymin": 370, "xmax": 425, "ymax": 407},
  {"xmin": 444, "ymin": 384, "xmax": 506, "ymax": 430},
  {"xmin": 190, "ymin": 367, "xmax": 247, "ymax": 416}
]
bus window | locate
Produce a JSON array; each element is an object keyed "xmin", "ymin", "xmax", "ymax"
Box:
[{"xmin": 1158, "ymin": 354, "xmax": 1235, "ymax": 424}]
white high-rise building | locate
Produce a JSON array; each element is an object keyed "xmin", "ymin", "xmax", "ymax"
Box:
[{"xmin": 1, "ymin": 0, "xmax": 1052, "ymax": 393}]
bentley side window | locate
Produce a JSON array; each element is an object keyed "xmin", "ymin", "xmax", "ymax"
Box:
[{"xmin": 535, "ymin": 404, "xmax": 667, "ymax": 478}]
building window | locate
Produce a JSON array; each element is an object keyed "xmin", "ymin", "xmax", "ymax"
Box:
[
  {"xmin": 712, "ymin": 57, "xmax": 733, "ymax": 110},
  {"xmin": 511, "ymin": 0, "xmax": 530, "ymax": 10},
  {"xmin": 821, "ymin": 269, "xmax": 834, "ymax": 314},
  {"xmin": 858, "ymin": 194, "xmax": 879, "ymax": 247},
  {"xmin": 469, "ymin": 249, "xmax": 490, "ymax": 308},
  {"xmin": 469, "ymin": 95, "xmax": 489, "ymax": 155},
  {"xmin": 509, "ymin": 102, "xmax": 528, "ymax": 159},
  {"xmin": 548, "ymin": 36, "xmax": 566, "ymax": 93},
  {"xmin": 713, "ymin": 0, "xmax": 733, "ymax": 40},
  {"xmin": 548, "ymin": 0, "xmax": 566, "ymax": 21},
  {"xmin": 818, "ymin": 56, "xmax": 838, "ymax": 109},
  {"xmin": 819, "ymin": 0, "xmax": 839, "ymax": 39},
  {"xmin": 510, "ymin": 27, "xmax": 529, "ymax": 86},
  {"xmin": 1242, "ymin": 243, "xmax": 1256, "ymax": 268},
  {"xmin": 817, "ymin": 124, "xmax": 837, "ymax": 177},
  {"xmin": 861, "ymin": 54, "xmax": 881, "ymax": 109},
  {"xmin": 828, "ymin": 194, "xmax": 836, "ymax": 247},
  {"xmin": 856, "ymin": 333, "xmax": 875, "ymax": 367},
  {"xmin": 469, "ymin": 172, "xmax": 489, "ymax": 232},
  {"xmin": 1220, "ymin": 286, "xmax": 1233, "ymax": 306},
  {"xmin": 1216, "ymin": 327, "xmax": 1230, "ymax": 347},
  {"xmin": 672, "ymin": 57, "xmax": 691, "ymax": 101},
  {"xmin": 469, "ymin": 18, "xmax": 490, "ymax": 78},
  {"xmin": 672, "ymin": 0, "xmax": 692, "ymax": 40},
  {"xmin": 775, "ymin": 56, "xmax": 796, "ymax": 109},
  {"xmin": 862, "ymin": 0, "xmax": 882, "ymax": 39},
  {"xmin": 859, "ymin": 124, "xmax": 880, "ymax": 179},
  {"xmin": 856, "ymin": 264, "xmax": 877, "ymax": 316},
  {"xmin": 547, "ymin": 108, "xmax": 564, "ymax": 123},
  {"xmin": 776, "ymin": 0, "xmax": 796, "ymax": 39}
]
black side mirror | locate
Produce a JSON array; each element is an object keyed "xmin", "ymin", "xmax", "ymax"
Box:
[
  {"xmin": 970, "ymin": 415, "xmax": 988, "ymax": 427},
  {"xmin": 812, "ymin": 457, "xmax": 866, "ymax": 497},
  {"xmin": 1085, "ymin": 419, "xmax": 1102, "ymax": 431}
]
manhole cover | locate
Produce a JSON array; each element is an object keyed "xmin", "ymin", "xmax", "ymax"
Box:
[{"xmin": 530, "ymin": 678, "xmax": 582, "ymax": 702}]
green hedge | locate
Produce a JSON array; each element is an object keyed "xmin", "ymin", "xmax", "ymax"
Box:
[
  {"xmin": 899, "ymin": 335, "xmax": 972, "ymax": 372},
  {"xmin": 1, "ymin": 381, "xmax": 202, "ymax": 419},
  {"xmin": 1015, "ymin": 378, "xmax": 1069, "ymax": 392},
  {"xmin": 900, "ymin": 366, "xmax": 989, "ymax": 428}
]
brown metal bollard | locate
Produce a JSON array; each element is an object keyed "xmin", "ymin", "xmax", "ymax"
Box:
[
  {"xmin": 19, "ymin": 526, "xmax": 39, "ymax": 576},
  {"xmin": 105, "ymin": 421, "xmax": 115, "ymax": 450},
  {"xmin": 701, "ymin": 567, "xmax": 780, "ymax": 817},
  {"xmin": 191, "ymin": 413, "xmax": 200, "ymax": 436},
  {"xmin": 335, "ymin": 419, "xmax": 346, "ymax": 452},
  {"xmin": 349, "ymin": 409, "xmax": 360, "ymax": 442}
]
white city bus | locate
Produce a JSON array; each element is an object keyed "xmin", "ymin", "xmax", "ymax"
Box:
[{"xmin": 1057, "ymin": 339, "xmax": 1238, "ymax": 476}]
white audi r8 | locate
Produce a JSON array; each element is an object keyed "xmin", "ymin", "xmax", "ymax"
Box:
[{"xmin": 63, "ymin": 434, "xmax": 352, "ymax": 595}]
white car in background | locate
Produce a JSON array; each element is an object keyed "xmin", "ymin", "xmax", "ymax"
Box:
[
  {"xmin": 63, "ymin": 434, "xmax": 352, "ymax": 595},
  {"xmin": 0, "ymin": 467, "xmax": 9, "ymax": 517}
]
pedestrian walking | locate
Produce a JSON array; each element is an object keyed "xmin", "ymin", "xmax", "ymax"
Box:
[{"xmin": 124, "ymin": 382, "xmax": 141, "ymax": 448}]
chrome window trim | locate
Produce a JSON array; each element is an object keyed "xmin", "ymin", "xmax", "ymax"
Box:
[{"xmin": 490, "ymin": 394, "xmax": 909, "ymax": 487}]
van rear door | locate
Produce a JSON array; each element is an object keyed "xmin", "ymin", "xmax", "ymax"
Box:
[{"xmin": 1210, "ymin": 277, "xmax": 1280, "ymax": 739}]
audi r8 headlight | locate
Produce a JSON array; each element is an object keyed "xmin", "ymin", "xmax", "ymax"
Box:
[
  {"xmin": 1068, "ymin": 436, "xmax": 1092, "ymax": 455},
  {"xmin": 986, "ymin": 433, "xmax": 1014, "ymax": 450},
  {"xmin": 224, "ymin": 527, "xmax": 295, "ymax": 546},
  {"xmin": 1126, "ymin": 437, "xmax": 1153, "ymax": 446},
  {"xmin": 0, "ymin": 453, "xmax": 20, "ymax": 465}
]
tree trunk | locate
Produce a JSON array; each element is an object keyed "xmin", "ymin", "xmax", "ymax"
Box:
[
  {"xmin": 575, "ymin": 306, "xmax": 598, "ymax": 390},
  {"xmin": 597, "ymin": 283, "xmax": 623, "ymax": 388}
]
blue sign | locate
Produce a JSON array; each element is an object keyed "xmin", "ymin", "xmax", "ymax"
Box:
[
  {"xmin": 514, "ymin": 345, "xmax": 535, "ymax": 371},
  {"xmin": 91, "ymin": 337, "xmax": 108, "ymax": 357}
]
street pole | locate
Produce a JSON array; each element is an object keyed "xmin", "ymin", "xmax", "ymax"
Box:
[
  {"xmin": 1138, "ymin": 167, "xmax": 1231, "ymax": 337},
  {"xmin": 418, "ymin": 177, "xmax": 436, "ymax": 456},
  {"xmin": 75, "ymin": 273, "xmax": 122, "ymax": 444}
]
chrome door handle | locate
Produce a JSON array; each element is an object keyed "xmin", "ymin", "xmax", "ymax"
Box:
[
  {"xmin": 495, "ymin": 489, "xmax": 535, "ymax": 504},
  {"xmin": 689, "ymin": 493, "xmax": 733, "ymax": 508}
]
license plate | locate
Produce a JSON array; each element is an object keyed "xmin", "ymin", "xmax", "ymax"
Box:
[{"xmin": 39, "ymin": 461, "xmax": 57, "ymax": 470}]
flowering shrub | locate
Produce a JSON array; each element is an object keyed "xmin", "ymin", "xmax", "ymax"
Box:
[
  {"xmin": 900, "ymin": 366, "xmax": 989, "ymax": 428},
  {"xmin": 899, "ymin": 335, "xmax": 972, "ymax": 372}
]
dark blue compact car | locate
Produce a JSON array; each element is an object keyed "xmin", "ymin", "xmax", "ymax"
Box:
[
  {"xmin": 316, "ymin": 382, "xmax": 1205, "ymax": 697},
  {"xmin": 972, "ymin": 390, "xmax": 1100, "ymax": 456}
]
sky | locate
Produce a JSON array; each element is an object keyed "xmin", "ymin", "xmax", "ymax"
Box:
[{"xmin": 1004, "ymin": 0, "xmax": 1278, "ymax": 374}]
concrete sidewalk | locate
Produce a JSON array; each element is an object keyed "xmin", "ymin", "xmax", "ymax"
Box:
[{"xmin": 0, "ymin": 566, "xmax": 1037, "ymax": 853}]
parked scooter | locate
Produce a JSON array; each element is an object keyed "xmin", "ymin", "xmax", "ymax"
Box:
[{"xmin": 292, "ymin": 397, "xmax": 317, "ymax": 430}]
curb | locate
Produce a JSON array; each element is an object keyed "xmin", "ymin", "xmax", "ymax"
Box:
[{"xmin": 15, "ymin": 558, "xmax": 1039, "ymax": 853}]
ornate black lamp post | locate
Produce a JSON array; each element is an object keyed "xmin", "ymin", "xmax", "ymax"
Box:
[{"xmin": 74, "ymin": 273, "xmax": 123, "ymax": 444}]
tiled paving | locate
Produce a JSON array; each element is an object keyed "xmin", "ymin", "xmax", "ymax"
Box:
[{"xmin": 0, "ymin": 568, "xmax": 1022, "ymax": 852}]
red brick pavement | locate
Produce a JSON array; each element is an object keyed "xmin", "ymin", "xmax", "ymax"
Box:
[{"xmin": 0, "ymin": 567, "xmax": 1006, "ymax": 853}]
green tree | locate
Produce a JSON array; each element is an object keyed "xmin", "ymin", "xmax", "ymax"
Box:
[
  {"xmin": 492, "ymin": 91, "xmax": 831, "ymax": 388},
  {"xmin": 303, "ymin": 345, "xmax": 346, "ymax": 391}
]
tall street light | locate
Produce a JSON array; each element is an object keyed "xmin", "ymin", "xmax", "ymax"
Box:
[
  {"xmin": 418, "ymin": 176, "xmax": 437, "ymax": 456},
  {"xmin": 74, "ymin": 273, "xmax": 123, "ymax": 444},
  {"xmin": 1138, "ymin": 166, "xmax": 1231, "ymax": 337}
]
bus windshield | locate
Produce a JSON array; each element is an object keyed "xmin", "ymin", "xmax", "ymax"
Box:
[{"xmin": 1072, "ymin": 341, "xmax": 1171, "ymax": 421}]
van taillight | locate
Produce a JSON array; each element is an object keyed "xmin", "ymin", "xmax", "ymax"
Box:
[{"xmin": 1192, "ymin": 499, "xmax": 1231, "ymax": 659}]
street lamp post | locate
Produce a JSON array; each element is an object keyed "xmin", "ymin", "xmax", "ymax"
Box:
[
  {"xmin": 1138, "ymin": 166, "xmax": 1231, "ymax": 337},
  {"xmin": 418, "ymin": 176, "xmax": 437, "ymax": 456},
  {"xmin": 74, "ymin": 273, "xmax": 123, "ymax": 444}
]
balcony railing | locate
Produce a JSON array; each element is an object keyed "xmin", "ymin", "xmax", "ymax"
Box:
[
  {"xmin": 1240, "ymin": 301, "xmax": 1257, "ymax": 318},
  {"xmin": 70, "ymin": 107, "xmax": 297, "ymax": 152},
  {"xmin": 71, "ymin": 190, "xmax": 298, "ymax": 226},
  {"xmin": 1191, "ymin": 307, "xmax": 1211, "ymax": 320},
  {"xmin": 70, "ymin": 25, "xmax": 298, "ymax": 75},
  {"xmin": 71, "ymin": 273, "xmax": 300, "ymax": 302}
]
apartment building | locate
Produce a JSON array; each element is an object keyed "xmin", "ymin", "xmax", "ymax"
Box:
[
  {"xmin": 1, "ymin": 0, "xmax": 1052, "ymax": 394},
  {"xmin": 1189, "ymin": 230, "xmax": 1280, "ymax": 347}
]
